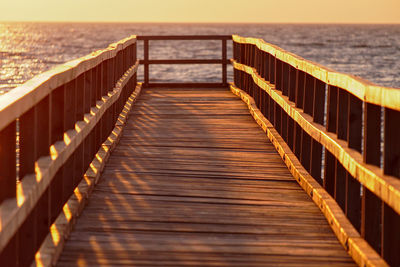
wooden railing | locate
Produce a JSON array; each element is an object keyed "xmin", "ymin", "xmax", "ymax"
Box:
[
  {"xmin": 137, "ymin": 35, "xmax": 231, "ymax": 88},
  {"xmin": 231, "ymin": 35, "xmax": 400, "ymax": 266},
  {"xmin": 0, "ymin": 35, "xmax": 139, "ymax": 266}
]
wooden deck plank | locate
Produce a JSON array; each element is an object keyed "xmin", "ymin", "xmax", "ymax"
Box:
[{"xmin": 57, "ymin": 87, "xmax": 354, "ymax": 266}]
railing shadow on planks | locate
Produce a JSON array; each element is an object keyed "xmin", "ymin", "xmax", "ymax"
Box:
[
  {"xmin": 0, "ymin": 35, "xmax": 139, "ymax": 266},
  {"xmin": 231, "ymin": 35, "xmax": 400, "ymax": 267}
]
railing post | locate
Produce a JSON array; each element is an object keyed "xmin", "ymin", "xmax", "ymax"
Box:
[
  {"xmin": 295, "ymin": 70, "xmax": 304, "ymax": 109},
  {"xmin": 382, "ymin": 107, "xmax": 400, "ymax": 266},
  {"xmin": 144, "ymin": 39, "xmax": 149, "ymax": 86},
  {"xmin": 282, "ymin": 63, "xmax": 289, "ymax": 96},
  {"xmin": 361, "ymin": 102, "xmax": 382, "ymax": 253},
  {"xmin": 336, "ymin": 88, "xmax": 348, "ymax": 140},
  {"xmin": 222, "ymin": 39, "xmax": 227, "ymax": 86},
  {"xmin": 313, "ymin": 79, "xmax": 325, "ymax": 125},
  {"xmin": 63, "ymin": 80, "xmax": 76, "ymax": 203},
  {"xmin": 0, "ymin": 121, "xmax": 16, "ymax": 204},
  {"xmin": 303, "ymin": 74, "xmax": 314, "ymax": 116},
  {"xmin": 50, "ymin": 86, "xmax": 65, "ymax": 224},
  {"xmin": 19, "ymin": 108, "xmax": 36, "ymax": 179},
  {"xmin": 75, "ymin": 74, "xmax": 85, "ymax": 188}
]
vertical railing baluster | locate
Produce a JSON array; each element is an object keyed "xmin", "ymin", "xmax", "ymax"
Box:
[
  {"xmin": 345, "ymin": 94, "xmax": 362, "ymax": 231},
  {"xmin": 287, "ymin": 117, "xmax": 294, "ymax": 151},
  {"xmin": 361, "ymin": 102, "xmax": 382, "ymax": 253},
  {"xmin": 19, "ymin": 108, "xmax": 36, "ymax": 179},
  {"xmin": 313, "ymin": 79, "xmax": 326, "ymax": 125},
  {"xmin": 19, "ymin": 95, "xmax": 50, "ymax": 266},
  {"xmin": 295, "ymin": 70, "xmax": 304, "ymax": 109},
  {"xmin": 282, "ymin": 63, "xmax": 289, "ymax": 96},
  {"xmin": 300, "ymin": 132, "xmax": 311, "ymax": 172},
  {"xmin": 326, "ymin": 85, "xmax": 338, "ymax": 133},
  {"xmin": 270, "ymin": 54, "xmax": 275, "ymax": 84},
  {"xmin": 288, "ymin": 66, "xmax": 296, "ymax": 102},
  {"xmin": 50, "ymin": 86, "xmax": 64, "ymax": 225},
  {"xmin": 0, "ymin": 234, "xmax": 17, "ymax": 266},
  {"xmin": 303, "ymin": 74, "xmax": 314, "ymax": 116},
  {"xmin": 382, "ymin": 203, "xmax": 400, "ymax": 266},
  {"xmin": 274, "ymin": 105, "xmax": 282, "ymax": 135},
  {"xmin": 275, "ymin": 59, "xmax": 282, "ymax": 91},
  {"xmin": 335, "ymin": 88, "xmax": 349, "ymax": 211},
  {"xmin": 35, "ymin": 99, "xmax": 50, "ymax": 254},
  {"xmin": 75, "ymin": 74, "xmax": 85, "ymax": 188},
  {"xmin": 335, "ymin": 161, "xmax": 347, "ymax": 210},
  {"xmin": 293, "ymin": 123, "xmax": 302, "ymax": 160},
  {"xmin": 281, "ymin": 111, "xmax": 288, "ymax": 142},
  {"xmin": 144, "ymin": 39, "xmax": 149, "ymax": 86},
  {"xmin": 361, "ymin": 188, "xmax": 382, "ymax": 253},
  {"xmin": 264, "ymin": 52, "xmax": 270, "ymax": 82},
  {"xmin": 382, "ymin": 107, "xmax": 400, "ymax": 266},
  {"xmin": 0, "ymin": 121, "xmax": 16, "ymax": 204},
  {"xmin": 269, "ymin": 97, "xmax": 275, "ymax": 125},
  {"xmin": 222, "ymin": 39, "xmax": 227, "ymax": 86},
  {"xmin": 310, "ymin": 140, "xmax": 323, "ymax": 185},
  {"xmin": 63, "ymin": 80, "xmax": 76, "ymax": 203},
  {"xmin": 336, "ymin": 88, "xmax": 348, "ymax": 140}
]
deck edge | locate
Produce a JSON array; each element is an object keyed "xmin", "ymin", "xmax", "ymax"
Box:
[
  {"xmin": 229, "ymin": 83, "xmax": 387, "ymax": 267},
  {"xmin": 31, "ymin": 83, "xmax": 142, "ymax": 267}
]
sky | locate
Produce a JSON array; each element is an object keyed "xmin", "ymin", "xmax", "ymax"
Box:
[{"xmin": 1, "ymin": 0, "xmax": 400, "ymax": 24}]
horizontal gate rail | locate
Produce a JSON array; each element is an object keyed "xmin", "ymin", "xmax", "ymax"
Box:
[
  {"xmin": 231, "ymin": 35, "xmax": 400, "ymax": 267},
  {"xmin": 0, "ymin": 35, "xmax": 139, "ymax": 266},
  {"xmin": 137, "ymin": 35, "xmax": 232, "ymax": 88}
]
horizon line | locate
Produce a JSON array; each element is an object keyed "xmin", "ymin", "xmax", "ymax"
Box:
[{"xmin": 1, "ymin": 20, "xmax": 400, "ymax": 25}]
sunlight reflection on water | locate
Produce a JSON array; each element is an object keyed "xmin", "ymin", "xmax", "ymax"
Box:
[{"xmin": 0, "ymin": 22, "xmax": 399, "ymax": 96}]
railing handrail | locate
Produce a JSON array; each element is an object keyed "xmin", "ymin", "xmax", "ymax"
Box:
[
  {"xmin": 137, "ymin": 35, "xmax": 232, "ymax": 40},
  {"xmin": 0, "ymin": 35, "xmax": 137, "ymax": 132},
  {"xmin": 232, "ymin": 35, "xmax": 400, "ymax": 111},
  {"xmin": 138, "ymin": 35, "xmax": 232, "ymax": 87}
]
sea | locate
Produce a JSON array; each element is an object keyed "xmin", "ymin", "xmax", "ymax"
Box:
[{"xmin": 1, "ymin": 22, "xmax": 400, "ymax": 95}]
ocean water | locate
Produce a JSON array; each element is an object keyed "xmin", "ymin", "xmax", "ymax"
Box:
[{"xmin": 0, "ymin": 22, "xmax": 399, "ymax": 95}]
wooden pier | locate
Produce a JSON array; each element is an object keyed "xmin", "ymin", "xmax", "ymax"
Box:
[{"xmin": 0, "ymin": 35, "xmax": 399, "ymax": 266}]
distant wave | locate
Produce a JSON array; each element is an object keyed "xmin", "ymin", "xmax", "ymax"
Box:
[
  {"xmin": 351, "ymin": 44, "xmax": 393, "ymax": 49},
  {"xmin": 287, "ymin": 42, "xmax": 325, "ymax": 47},
  {"xmin": 0, "ymin": 51, "xmax": 29, "ymax": 58},
  {"xmin": 41, "ymin": 60, "xmax": 64, "ymax": 64}
]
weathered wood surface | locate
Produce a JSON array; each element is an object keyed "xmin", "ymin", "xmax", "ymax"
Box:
[{"xmin": 57, "ymin": 87, "xmax": 354, "ymax": 266}]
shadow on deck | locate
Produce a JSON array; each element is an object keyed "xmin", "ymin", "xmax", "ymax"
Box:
[{"xmin": 56, "ymin": 87, "xmax": 354, "ymax": 266}]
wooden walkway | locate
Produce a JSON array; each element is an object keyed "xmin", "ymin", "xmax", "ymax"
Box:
[{"xmin": 57, "ymin": 87, "xmax": 354, "ymax": 266}]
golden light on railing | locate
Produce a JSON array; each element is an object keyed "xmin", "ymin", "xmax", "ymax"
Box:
[
  {"xmin": 89, "ymin": 163, "xmax": 99, "ymax": 177},
  {"xmin": 50, "ymin": 144, "xmax": 58, "ymax": 160},
  {"xmin": 16, "ymin": 181, "xmax": 25, "ymax": 207},
  {"xmin": 74, "ymin": 187, "xmax": 83, "ymax": 202},
  {"xmin": 34, "ymin": 252, "xmax": 44, "ymax": 267},
  {"xmin": 35, "ymin": 163, "xmax": 43, "ymax": 182},
  {"xmin": 64, "ymin": 132, "xmax": 72, "ymax": 146},
  {"xmin": 50, "ymin": 224, "xmax": 60, "ymax": 246},
  {"xmin": 63, "ymin": 203, "xmax": 72, "ymax": 222},
  {"xmin": 83, "ymin": 175, "xmax": 93, "ymax": 187}
]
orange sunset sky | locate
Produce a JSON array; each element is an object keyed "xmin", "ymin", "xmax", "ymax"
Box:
[{"xmin": 1, "ymin": 0, "xmax": 400, "ymax": 24}]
